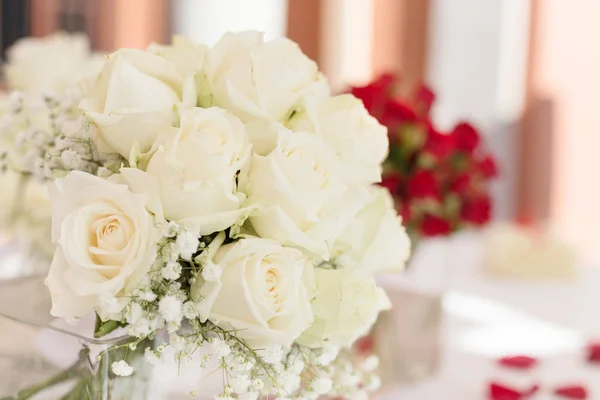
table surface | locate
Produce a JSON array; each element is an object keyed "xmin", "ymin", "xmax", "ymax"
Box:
[{"xmin": 381, "ymin": 233, "xmax": 600, "ymax": 399}]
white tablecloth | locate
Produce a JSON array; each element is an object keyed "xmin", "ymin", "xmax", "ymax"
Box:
[{"xmin": 381, "ymin": 233, "xmax": 600, "ymax": 399}]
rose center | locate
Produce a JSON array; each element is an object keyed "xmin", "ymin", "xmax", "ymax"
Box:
[
  {"xmin": 263, "ymin": 265, "xmax": 283, "ymax": 313},
  {"xmin": 88, "ymin": 213, "xmax": 134, "ymax": 275}
]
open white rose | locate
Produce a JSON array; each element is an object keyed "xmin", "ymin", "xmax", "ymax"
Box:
[
  {"xmin": 45, "ymin": 171, "xmax": 158, "ymax": 319},
  {"xmin": 239, "ymin": 123, "xmax": 362, "ymax": 259},
  {"xmin": 333, "ymin": 186, "xmax": 411, "ymax": 272},
  {"xmin": 4, "ymin": 32, "xmax": 103, "ymax": 93},
  {"xmin": 202, "ymin": 31, "xmax": 328, "ymax": 124},
  {"xmin": 298, "ymin": 268, "xmax": 391, "ymax": 348},
  {"xmin": 79, "ymin": 48, "xmax": 193, "ymax": 158},
  {"xmin": 147, "ymin": 36, "xmax": 207, "ymax": 80},
  {"xmin": 288, "ymin": 94, "xmax": 388, "ymax": 184},
  {"xmin": 191, "ymin": 237, "xmax": 315, "ymax": 348},
  {"xmin": 121, "ymin": 107, "xmax": 251, "ymax": 235}
]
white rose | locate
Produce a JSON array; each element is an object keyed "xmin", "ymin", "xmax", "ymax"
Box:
[
  {"xmin": 4, "ymin": 32, "xmax": 103, "ymax": 93},
  {"xmin": 147, "ymin": 36, "xmax": 207, "ymax": 79},
  {"xmin": 298, "ymin": 268, "xmax": 391, "ymax": 348},
  {"xmin": 191, "ymin": 237, "xmax": 315, "ymax": 348},
  {"xmin": 121, "ymin": 107, "xmax": 250, "ymax": 235},
  {"xmin": 202, "ymin": 31, "xmax": 328, "ymax": 124},
  {"xmin": 288, "ymin": 94, "xmax": 388, "ymax": 184},
  {"xmin": 333, "ymin": 186, "xmax": 411, "ymax": 272},
  {"xmin": 45, "ymin": 171, "xmax": 158, "ymax": 319},
  {"xmin": 239, "ymin": 123, "xmax": 362, "ymax": 259},
  {"xmin": 79, "ymin": 48, "xmax": 193, "ymax": 158}
]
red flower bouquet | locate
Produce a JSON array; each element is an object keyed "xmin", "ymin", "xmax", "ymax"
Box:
[{"xmin": 351, "ymin": 75, "xmax": 498, "ymax": 241}]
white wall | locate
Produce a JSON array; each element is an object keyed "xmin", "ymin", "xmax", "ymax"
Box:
[
  {"xmin": 426, "ymin": 0, "xmax": 531, "ymax": 219},
  {"xmin": 171, "ymin": 0, "xmax": 288, "ymax": 46}
]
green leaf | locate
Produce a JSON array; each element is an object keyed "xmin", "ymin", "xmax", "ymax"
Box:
[{"xmin": 94, "ymin": 315, "xmax": 122, "ymax": 338}]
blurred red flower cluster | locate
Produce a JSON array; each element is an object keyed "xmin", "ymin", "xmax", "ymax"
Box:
[{"xmin": 351, "ymin": 74, "xmax": 498, "ymax": 239}]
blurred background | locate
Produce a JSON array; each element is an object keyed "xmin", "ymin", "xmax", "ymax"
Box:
[{"xmin": 2, "ymin": 0, "xmax": 597, "ymax": 264}]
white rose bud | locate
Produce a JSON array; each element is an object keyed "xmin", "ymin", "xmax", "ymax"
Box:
[
  {"xmin": 298, "ymin": 268, "xmax": 391, "ymax": 348},
  {"xmin": 202, "ymin": 31, "xmax": 328, "ymax": 124},
  {"xmin": 333, "ymin": 185, "xmax": 411, "ymax": 272},
  {"xmin": 121, "ymin": 107, "xmax": 251, "ymax": 235},
  {"xmin": 45, "ymin": 171, "xmax": 158, "ymax": 319},
  {"xmin": 288, "ymin": 94, "xmax": 389, "ymax": 184},
  {"xmin": 79, "ymin": 48, "xmax": 192, "ymax": 157},
  {"xmin": 191, "ymin": 237, "xmax": 315, "ymax": 348}
]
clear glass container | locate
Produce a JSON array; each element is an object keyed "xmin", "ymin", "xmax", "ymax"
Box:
[{"xmin": 0, "ymin": 276, "xmax": 151, "ymax": 400}]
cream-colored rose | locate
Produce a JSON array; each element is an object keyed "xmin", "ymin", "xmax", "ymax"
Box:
[
  {"xmin": 147, "ymin": 36, "xmax": 207, "ymax": 79},
  {"xmin": 288, "ymin": 94, "xmax": 388, "ymax": 184},
  {"xmin": 298, "ymin": 268, "xmax": 391, "ymax": 348},
  {"xmin": 202, "ymin": 31, "xmax": 328, "ymax": 124},
  {"xmin": 45, "ymin": 171, "xmax": 158, "ymax": 319},
  {"xmin": 191, "ymin": 237, "xmax": 315, "ymax": 348},
  {"xmin": 4, "ymin": 32, "xmax": 103, "ymax": 93},
  {"xmin": 333, "ymin": 186, "xmax": 411, "ymax": 272},
  {"xmin": 121, "ymin": 107, "xmax": 250, "ymax": 235},
  {"xmin": 239, "ymin": 123, "xmax": 362, "ymax": 259},
  {"xmin": 79, "ymin": 48, "xmax": 192, "ymax": 158}
]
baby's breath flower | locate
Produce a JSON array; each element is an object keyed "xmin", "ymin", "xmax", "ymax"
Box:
[
  {"xmin": 182, "ymin": 301, "xmax": 199, "ymax": 320},
  {"xmin": 361, "ymin": 354, "xmax": 380, "ymax": 372},
  {"xmin": 161, "ymin": 261, "xmax": 182, "ymax": 280},
  {"xmin": 317, "ymin": 345, "xmax": 339, "ymax": 366},
  {"xmin": 176, "ymin": 230, "xmax": 199, "ymax": 260},
  {"xmin": 251, "ymin": 378, "xmax": 264, "ymax": 391},
  {"xmin": 111, "ymin": 360, "xmax": 133, "ymax": 377},
  {"xmin": 201, "ymin": 261, "xmax": 222, "ymax": 282},
  {"xmin": 364, "ymin": 374, "xmax": 382, "ymax": 391},
  {"xmin": 159, "ymin": 295, "xmax": 183, "ymax": 324},
  {"xmin": 211, "ymin": 338, "xmax": 232, "ymax": 358}
]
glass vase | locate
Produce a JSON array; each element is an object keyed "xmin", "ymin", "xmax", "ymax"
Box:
[
  {"xmin": 0, "ymin": 276, "xmax": 151, "ymax": 400},
  {"xmin": 372, "ymin": 237, "xmax": 454, "ymax": 391}
]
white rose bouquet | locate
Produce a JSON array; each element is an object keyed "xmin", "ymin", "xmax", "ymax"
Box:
[{"xmin": 2, "ymin": 31, "xmax": 411, "ymax": 399}]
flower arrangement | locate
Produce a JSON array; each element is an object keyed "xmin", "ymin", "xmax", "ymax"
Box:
[
  {"xmin": 351, "ymin": 75, "xmax": 498, "ymax": 242},
  {"xmin": 0, "ymin": 32, "xmax": 103, "ymax": 270},
  {"xmin": 1, "ymin": 32, "xmax": 411, "ymax": 399}
]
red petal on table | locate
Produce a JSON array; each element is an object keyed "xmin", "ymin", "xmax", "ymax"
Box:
[
  {"xmin": 554, "ymin": 385, "xmax": 588, "ymax": 399},
  {"xmin": 586, "ymin": 342, "xmax": 600, "ymax": 363},
  {"xmin": 497, "ymin": 355, "xmax": 538, "ymax": 370},
  {"xmin": 489, "ymin": 382, "xmax": 537, "ymax": 400}
]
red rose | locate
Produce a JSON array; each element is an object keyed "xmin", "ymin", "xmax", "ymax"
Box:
[
  {"xmin": 461, "ymin": 194, "xmax": 492, "ymax": 225},
  {"xmin": 413, "ymin": 84, "xmax": 435, "ymax": 117},
  {"xmin": 382, "ymin": 98, "xmax": 417, "ymax": 127},
  {"xmin": 423, "ymin": 123, "xmax": 454, "ymax": 160},
  {"xmin": 478, "ymin": 154, "xmax": 498, "ymax": 178},
  {"xmin": 350, "ymin": 74, "xmax": 395, "ymax": 116},
  {"xmin": 406, "ymin": 170, "xmax": 439, "ymax": 199},
  {"xmin": 450, "ymin": 173, "xmax": 473, "ymax": 195},
  {"xmin": 451, "ymin": 122, "xmax": 480, "ymax": 153},
  {"xmin": 380, "ymin": 173, "xmax": 402, "ymax": 195},
  {"xmin": 420, "ymin": 214, "xmax": 451, "ymax": 236}
]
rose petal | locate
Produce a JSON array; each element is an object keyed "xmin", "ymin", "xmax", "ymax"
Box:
[
  {"xmin": 554, "ymin": 385, "xmax": 588, "ymax": 399},
  {"xmin": 497, "ymin": 355, "xmax": 538, "ymax": 370},
  {"xmin": 586, "ymin": 342, "xmax": 600, "ymax": 363},
  {"xmin": 489, "ymin": 383, "xmax": 523, "ymax": 400},
  {"xmin": 489, "ymin": 382, "xmax": 539, "ymax": 400}
]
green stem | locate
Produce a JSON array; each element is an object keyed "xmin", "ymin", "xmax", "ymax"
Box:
[{"xmin": 15, "ymin": 361, "xmax": 82, "ymax": 400}]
